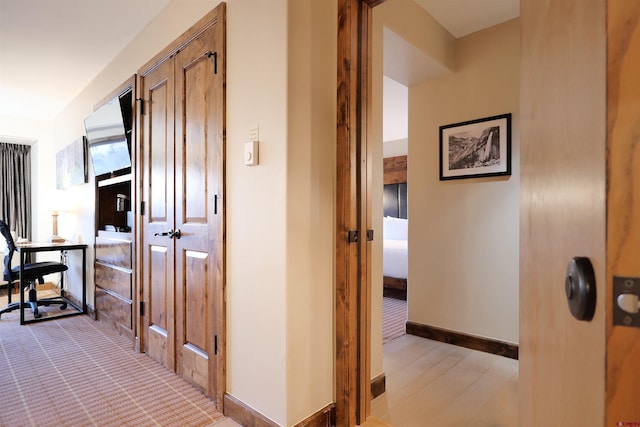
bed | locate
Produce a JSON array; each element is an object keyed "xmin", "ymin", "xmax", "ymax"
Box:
[
  {"xmin": 382, "ymin": 178, "xmax": 408, "ymax": 300},
  {"xmin": 383, "ymin": 215, "xmax": 408, "ymax": 299}
]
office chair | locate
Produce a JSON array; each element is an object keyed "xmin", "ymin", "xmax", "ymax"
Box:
[{"xmin": 0, "ymin": 220, "xmax": 68, "ymax": 319}]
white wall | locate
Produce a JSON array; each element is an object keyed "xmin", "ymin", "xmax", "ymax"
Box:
[
  {"xmin": 383, "ymin": 138, "xmax": 408, "ymax": 158},
  {"xmin": 226, "ymin": 0, "xmax": 288, "ymax": 422},
  {"xmin": 9, "ymin": 0, "xmax": 336, "ymax": 425},
  {"xmin": 383, "ymin": 76, "xmax": 408, "ymax": 143},
  {"xmin": 286, "ymin": 0, "xmax": 336, "ymax": 424},
  {"xmin": 409, "ymin": 19, "xmax": 520, "ymax": 344}
]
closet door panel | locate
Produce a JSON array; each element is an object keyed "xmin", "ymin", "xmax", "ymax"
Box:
[
  {"xmin": 140, "ymin": 57, "xmax": 176, "ymax": 370},
  {"xmin": 182, "ymin": 58, "xmax": 208, "ymax": 222},
  {"xmin": 149, "ymin": 246, "xmax": 169, "ymax": 331},
  {"xmin": 146, "ymin": 245, "xmax": 171, "ymax": 365},
  {"xmin": 174, "ymin": 24, "xmax": 219, "ymax": 397},
  {"xmin": 179, "ymin": 248, "xmax": 210, "ymax": 390}
]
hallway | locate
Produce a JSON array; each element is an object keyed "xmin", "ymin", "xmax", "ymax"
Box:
[{"xmin": 372, "ymin": 334, "xmax": 518, "ymax": 426}]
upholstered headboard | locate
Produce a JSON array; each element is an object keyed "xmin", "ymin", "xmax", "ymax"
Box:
[
  {"xmin": 383, "ymin": 184, "xmax": 407, "ymax": 219},
  {"xmin": 383, "ymin": 156, "xmax": 408, "ymax": 219}
]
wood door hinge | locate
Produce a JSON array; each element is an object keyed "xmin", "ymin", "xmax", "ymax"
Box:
[
  {"xmin": 140, "ymin": 201, "xmax": 146, "ymax": 216},
  {"xmin": 348, "ymin": 230, "xmax": 359, "ymax": 243},
  {"xmin": 206, "ymin": 51, "xmax": 218, "ymax": 74},
  {"xmin": 139, "ymin": 301, "xmax": 145, "ymax": 317},
  {"xmin": 136, "ymin": 98, "xmax": 145, "ymax": 115},
  {"xmin": 366, "ymin": 229, "xmax": 374, "ymax": 241},
  {"xmin": 214, "ymin": 334, "xmax": 218, "ymax": 355}
]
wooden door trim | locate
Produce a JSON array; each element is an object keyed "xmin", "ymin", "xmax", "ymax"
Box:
[
  {"xmin": 138, "ymin": 9, "xmax": 223, "ymax": 77},
  {"xmin": 212, "ymin": 2, "xmax": 227, "ymax": 411},
  {"xmin": 606, "ymin": 1, "xmax": 640, "ymax": 423},
  {"xmin": 336, "ymin": 0, "xmax": 384, "ymax": 425}
]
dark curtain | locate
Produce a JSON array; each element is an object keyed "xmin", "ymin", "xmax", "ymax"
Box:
[{"xmin": 0, "ymin": 143, "xmax": 32, "ymax": 241}]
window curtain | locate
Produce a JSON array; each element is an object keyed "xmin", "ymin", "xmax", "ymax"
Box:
[{"xmin": 0, "ymin": 143, "xmax": 32, "ymax": 241}]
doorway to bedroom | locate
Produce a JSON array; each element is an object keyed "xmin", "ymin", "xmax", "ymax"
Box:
[
  {"xmin": 369, "ymin": 0, "xmax": 520, "ymax": 424},
  {"xmin": 381, "ymin": 76, "xmax": 409, "ymax": 346}
]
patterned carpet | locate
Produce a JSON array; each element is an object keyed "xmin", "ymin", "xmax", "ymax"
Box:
[
  {"xmin": 0, "ymin": 307, "xmax": 226, "ymax": 426},
  {"xmin": 0, "ymin": 288, "xmax": 406, "ymax": 425},
  {"xmin": 383, "ymin": 297, "xmax": 407, "ymax": 344}
]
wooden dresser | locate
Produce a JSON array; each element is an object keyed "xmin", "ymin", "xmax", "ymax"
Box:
[{"xmin": 95, "ymin": 231, "xmax": 134, "ymax": 340}]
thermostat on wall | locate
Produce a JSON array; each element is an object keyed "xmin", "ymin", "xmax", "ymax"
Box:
[{"xmin": 245, "ymin": 140, "xmax": 258, "ymax": 166}]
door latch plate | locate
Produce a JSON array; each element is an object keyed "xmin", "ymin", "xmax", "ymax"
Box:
[{"xmin": 613, "ymin": 276, "xmax": 640, "ymax": 328}]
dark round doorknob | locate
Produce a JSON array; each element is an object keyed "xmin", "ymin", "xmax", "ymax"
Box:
[{"xmin": 565, "ymin": 257, "xmax": 596, "ymax": 321}]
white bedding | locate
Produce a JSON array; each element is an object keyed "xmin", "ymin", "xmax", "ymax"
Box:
[
  {"xmin": 383, "ymin": 238, "xmax": 408, "ymax": 279},
  {"xmin": 382, "ymin": 216, "xmax": 408, "ymax": 279}
]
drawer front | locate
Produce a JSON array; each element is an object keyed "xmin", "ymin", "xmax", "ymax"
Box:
[
  {"xmin": 95, "ymin": 262, "xmax": 132, "ymax": 299},
  {"xmin": 95, "ymin": 237, "xmax": 132, "ymax": 269},
  {"xmin": 95, "ymin": 288, "xmax": 132, "ymax": 331}
]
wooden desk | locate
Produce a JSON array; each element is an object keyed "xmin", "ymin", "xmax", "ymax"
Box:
[{"xmin": 17, "ymin": 242, "xmax": 88, "ymax": 325}]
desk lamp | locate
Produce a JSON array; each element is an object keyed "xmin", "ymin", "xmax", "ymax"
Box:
[{"xmin": 50, "ymin": 210, "xmax": 65, "ymax": 243}]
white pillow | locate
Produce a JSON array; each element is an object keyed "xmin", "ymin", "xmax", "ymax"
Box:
[{"xmin": 383, "ymin": 216, "xmax": 408, "ymax": 240}]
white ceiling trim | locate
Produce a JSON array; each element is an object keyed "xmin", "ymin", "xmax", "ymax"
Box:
[
  {"xmin": 0, "ymin": 135, "xmax": 37, "ymax": 145},
  {"xmin": 412, "ymin": 0, "xmax": 520, "ymax": 38}
]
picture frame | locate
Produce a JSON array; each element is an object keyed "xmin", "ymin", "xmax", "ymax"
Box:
[
  {"xmin": 439, "ymin": 113, "xmax": 511, "ymax": 180},
  {"xmin": 56, "ymin": 136, "xmax": 88, "ymax": 189}
]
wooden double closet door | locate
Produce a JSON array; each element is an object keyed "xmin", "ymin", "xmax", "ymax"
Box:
[{"xmin": 137, "ymin": 6, "xmax": 225, "ymax": 403}]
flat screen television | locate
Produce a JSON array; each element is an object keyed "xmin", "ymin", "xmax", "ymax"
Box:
[{"xmin": 84, "ymin": 97, "xmax": 131, "ymax": 176}]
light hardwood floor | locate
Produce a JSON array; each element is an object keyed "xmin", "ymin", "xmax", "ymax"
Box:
[{"xmin": 368, "ymin": 334, "xmax": 518, "ymax": 427}]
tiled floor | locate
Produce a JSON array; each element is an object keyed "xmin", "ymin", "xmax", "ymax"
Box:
[{"xmin": 369, "ymin": 334, "xmax": 518, "ymax": 427}]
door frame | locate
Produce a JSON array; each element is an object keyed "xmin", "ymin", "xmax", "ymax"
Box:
[
  {"xmin": 606, "ymin": 1, "xmax": 640, "ymax": 423},
  {"xmin": 336, "ymin": 0, "xmax": 384, "ymax": 425},
  {"xmin": 336, "ymin": 1, "xmax": 640, "ymax": 426}
]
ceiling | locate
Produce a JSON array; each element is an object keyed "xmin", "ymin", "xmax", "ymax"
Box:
[
  {"xmin": 414, "ymin": 0, "xmax": 519, "ymax": 38},
  {"xmin": 0, "ymin": 0, "xmax": 170, "ymax": 121},
  {"xmin": 0, "ymin": 0, "xmax": 518, "ymax": 122},
  {"xmin": 383, "ymin": 0, "xmax": 519, "ymax": 142}
]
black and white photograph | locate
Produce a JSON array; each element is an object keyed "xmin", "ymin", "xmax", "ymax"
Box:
[{"xmin": 439, "ymin": 113, "xmax": 511, "ymax": 180}]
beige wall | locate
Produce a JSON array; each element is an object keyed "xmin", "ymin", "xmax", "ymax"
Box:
[
  {"xmin": 286, "ymin": 0, "xmax": 336, "ymax": 424},
  {"xmin": 377, "ymin": 0, "xmax": 455, "ymax": 74},
  {"xmin": 9, "ymin": 0, "xmax": 336, "ymax": 425},
  {"xmin": 226, "ymin": 0, "xmax": 288, "ymax": 422},
  {"xmin": 408, "ymin": 19, "xmax": 520, "ymax": 343},
  {"xmin": 371, "ymin": 0, "xmax": 456, "ymax": 379}
]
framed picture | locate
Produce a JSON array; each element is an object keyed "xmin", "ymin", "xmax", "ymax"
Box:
[
  {"xmin": 439, "ymin": 113, "xmax": 511, "ymax": 180},
  {"xmin": 56, "ymin": 136, "xmax": 88, "ymax": 189}
]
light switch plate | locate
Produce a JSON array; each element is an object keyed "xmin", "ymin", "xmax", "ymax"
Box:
[{"xmin": 244, "ymin": 140, "xmax": 258, "ymax": 166}]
